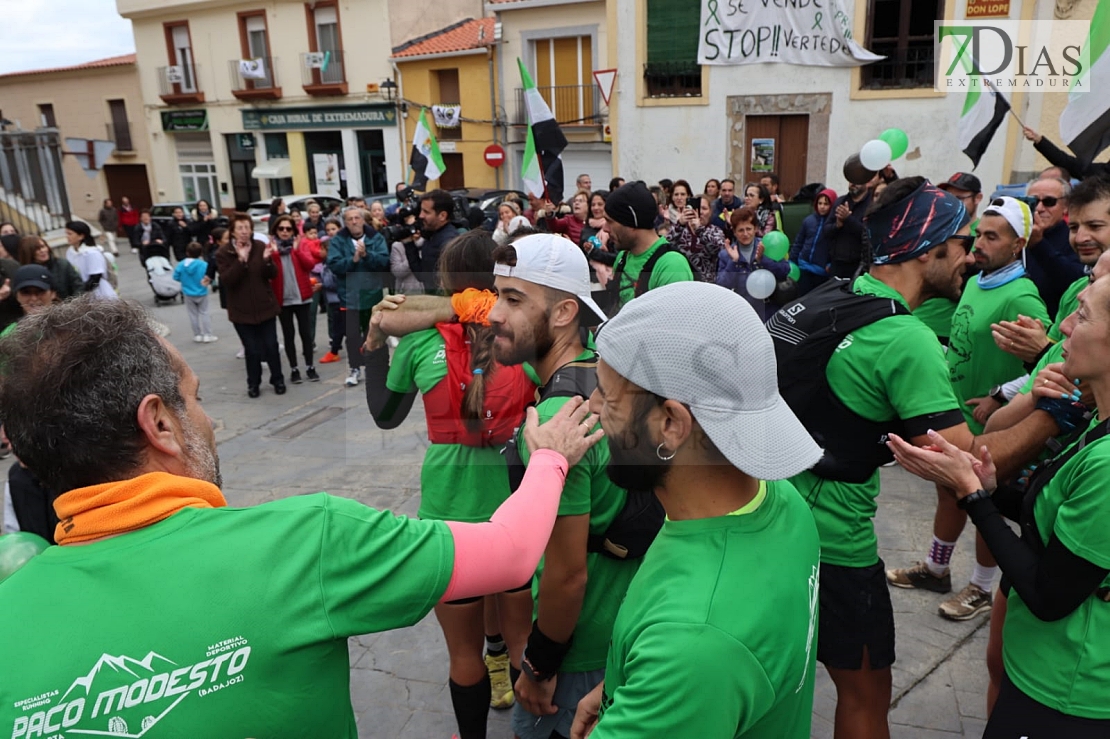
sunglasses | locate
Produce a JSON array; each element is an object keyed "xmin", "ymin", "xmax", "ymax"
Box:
[
  {"xmin": 276, "ymin": 226, "xmax": 295, "ymax": 233},
  {"xmin": 951, "ymin": 234, "xmax": 975, "ymax": 254},
  {"xmin": 1016, "ymin": 195, "xmax": 1061, "ymax": 208}
]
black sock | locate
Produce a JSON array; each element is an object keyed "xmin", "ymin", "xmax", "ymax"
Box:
[
  {"xmin": 448, "ymin": 675, "xmax": 490, "ymax": 739},
  {"xmin": 485, "ymin": 632, "xmax": 506, "ymax": 657},
  {"xmin": 509, "ymin": 665, "xmax": 521, "ymax": 687}
]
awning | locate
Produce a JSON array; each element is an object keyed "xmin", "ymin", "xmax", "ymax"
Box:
[{"xmin": 251, "ymin": 159, "xmax": 292, "ymax": 179}]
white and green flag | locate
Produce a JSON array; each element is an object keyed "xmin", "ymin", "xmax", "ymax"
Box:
[
  {"xmin": 409, "ymin": 108, "xmax": 445, "ymax": 190},
  {"xmin": 518, "ymin": 58, "xmax": 567, "ymax": 202},
  {"xmin": 1060, "ymin": 2, "xmax": 1110, "ymax": 165},
  {"xmin": 958, "ymin": 62, "xmax": 1010, "ymax": 169}
]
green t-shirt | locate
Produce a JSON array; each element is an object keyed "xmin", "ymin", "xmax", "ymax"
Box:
[
  {"xmin": 387, "ymin": 328, "xmax": 523, "ymax": 522},
  {"xmin": 593, "ymin": 480, "xmax": 819, "ymax": 738},
  {"xmin": 948, "ymin": 274, "xmax": 1049, "ymax": 434},
  {"xmin": 1047, "ymin": 274, "xmax": 1087, "ymax": 343},
  {"xmin": 912, "ymin": 297, "xmax": 958, "ymax": 342},
  {"xmin": 517, "ymin": 352, "xmax": 640, "ymax": 672},
  {"xmin": 615, "ymin": 237, "xmax": 695, "ymax": 308},
  {"xmin": 789, "ymin": 273, "xmax": 963, "ymax": 567},
  {"xmin": 1020, "ymin": 341, "xmax": 1067, "ymax": 395},
  {"xmin": 1002, "ymin": 418, "xmax": 1110, "ymax": 719},
  {"xmin": 0, "ymin": 495, "xmax": 453, "ymax": 738}
]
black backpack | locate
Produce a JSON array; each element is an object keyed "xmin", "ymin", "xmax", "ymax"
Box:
[
  {"xmin": 502, "ymin": 354, "xmax": 665, "ymax": 560},
  {"xmin": 596, "ymin": 243, "xmax": 690, "ymax": 318},
  {"xmin": 765, "ymin": 278, "xmax": 910, "ymax": 483}
]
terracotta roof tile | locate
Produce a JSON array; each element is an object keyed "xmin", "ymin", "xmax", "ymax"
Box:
[
  {"xmin": 392, "ymin": 18, "xmax": 496, "ymax": 59},
  {"xmin": 0, "ymin": 54, "xmax": 137, "ymax": 80}
]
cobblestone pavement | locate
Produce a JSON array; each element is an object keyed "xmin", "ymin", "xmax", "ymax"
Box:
[{"xmin": 122, "ymin": 255, "xmax": 993, "ymax": 737}]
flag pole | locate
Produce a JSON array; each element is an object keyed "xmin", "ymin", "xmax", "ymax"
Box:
[{"xmin": 984, "ymin": 78, "xmax": 1027, "ymax": 129}]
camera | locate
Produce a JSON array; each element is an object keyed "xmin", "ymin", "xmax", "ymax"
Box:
[{"xmin": 382, "ymin": 205, "xmax": 420, "ymax": 244}]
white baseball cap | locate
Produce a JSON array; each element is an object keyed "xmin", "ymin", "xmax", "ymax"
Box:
[
  {"xmin": 595, "ymin": 281, "xmax": 822, "ymax": 480},
  {"xmin": 492, "ymin": 233, "xmax": 607, "ymax": 324},
  {"xmin": 983, "ymin": 196, "xmax": 1033, "ymax": 241}
]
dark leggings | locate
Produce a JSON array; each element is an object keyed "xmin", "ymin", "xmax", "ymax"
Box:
[
  {"xmin": 278, "ymin": 303, "xmax": 313, "ymax": 369},
  {"xmin": 326, "ymin": 303, "xmax": 344, "ymax": 354},
  {"xmin": 342, "ymin": 307, "xmax": 371, "ymax": 370},
  {"xmin": 233, "ymin": 318, "xmax": 283, "ymax": 389},
  {"xmin": 984, "ymin": 671, "xmax": 1110, "ymax": 738}
]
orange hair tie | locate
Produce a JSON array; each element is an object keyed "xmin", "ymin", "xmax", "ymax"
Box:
[{"xmin": 451, "ymin": 288, "xmax": 497, "ymax": 326}]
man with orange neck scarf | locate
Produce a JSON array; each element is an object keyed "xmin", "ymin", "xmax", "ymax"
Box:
[{"xmin": 0, "ymin": 296, "xmax": 600, "ymax": 739}]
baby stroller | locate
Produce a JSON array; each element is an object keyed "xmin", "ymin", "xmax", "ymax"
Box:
[{"xmin": 146, "ymin": 256, "xmax": 183, "ymax": 305}]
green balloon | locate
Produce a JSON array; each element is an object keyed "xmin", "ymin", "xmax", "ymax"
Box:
[
  {"xmin": 880, "ymin": 128, "xmax": 910, "ymax": 160},
  {"xmin": 788, "ymin": 262, "xmax": 801, "ymax": 282},
  {"xmin": 0, "ymin": 532, "xmax": 50, "ymax": 584},
  {"xmin": 762, "ymin": 230, "xmax": 790, "ymax": 261}
]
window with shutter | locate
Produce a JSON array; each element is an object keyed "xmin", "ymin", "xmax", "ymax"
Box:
[
  {"xmin": 860, "ymin": 0, "xmax": 945, "ymax": 89},
  {"xmin": 645, "ymin": 0, "xmax": 702, "ymax": 97}
]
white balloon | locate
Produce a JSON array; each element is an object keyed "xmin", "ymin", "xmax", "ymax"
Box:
[
  {"xmin": 746, "ymin": 269, "xmax": 777, "ymax": 300},
  {"xmin": 859, "ymin": 139, "xmax": 893, "ymax": 171}
]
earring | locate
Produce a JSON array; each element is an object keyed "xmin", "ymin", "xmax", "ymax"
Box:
[{"xmin": 656, "ymin": 442, "xmax": 676, "ymax": 461}]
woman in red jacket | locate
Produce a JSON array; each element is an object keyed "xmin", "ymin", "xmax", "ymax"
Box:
[
  {"xmin": 118, "ymin": 196, "xmax": 140, "ymax": 254},
  {"xmin": 269, "ymin": 214, "xmax": 320, "ymax": 384}
]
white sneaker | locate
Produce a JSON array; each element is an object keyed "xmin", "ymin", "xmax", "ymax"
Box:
[
  {"xmin": 236, "ymin": 347, "xmax": 245, "ymax": 359},
  {"xmin": 204, "ymin": 335, "xmax": 218, "ymax": 343},
  {"xmin": 194, "ymin": 335, "xmax": 204, "ymax": 343},
  {"xmin": 345, "ymin": 368, "xmax": 360, "ymax": 386}
]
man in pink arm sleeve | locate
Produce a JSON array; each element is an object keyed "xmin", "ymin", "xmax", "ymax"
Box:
[{"xmin": 0, "ymin": 297, "xmax": 600, "ymax": 739}]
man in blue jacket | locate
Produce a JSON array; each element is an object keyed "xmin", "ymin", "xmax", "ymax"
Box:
[
  {"xmin": 326, "ymin": 207, "xmax": 389, "ymax": 387},
  {"xmin": 789, "ymin": 187, "xmax": 837, "ymax": 296}
]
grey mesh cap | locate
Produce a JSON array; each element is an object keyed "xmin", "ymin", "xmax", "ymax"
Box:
[{"xmin": 595, "ymin": 282, "xmax": 823, "ymax": 480}]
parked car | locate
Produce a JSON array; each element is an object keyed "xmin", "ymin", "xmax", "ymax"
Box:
[
  {"xmin": 247, "ymin": 194, "xmax": 345, "ymax": 230},
  {"xmin": 450, "ymin": 188, "xmax": 528, "ymax": 231},
  {"xmin": 149, "ymin": 203, "xmax": 229, "ymax": 233}
]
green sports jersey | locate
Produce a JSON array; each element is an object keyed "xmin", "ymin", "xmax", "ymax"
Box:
[
  {"xmin": 593, "ymin": 480, "xmax": 819, "ymax": 739},
  {"xmin": 0, "ymin": 494, "xmax": 453, "ymax": 738},
  {"xmin": 912, "ymin": 297, "xmax": 958, "ymax": 342},
  {"xmin": 616, "ymin": 237, "xmax": 695, "ymax": 308},
  {"xmin": 1047, "ymin": 274, "xmax": 1087, "ymax": 342},
  {"xmin": 790, "ymin": 273, "xmax": 962, "ymax": 567},
  {"xmin": 1003, "ymin": 418, "xmax": 1110, "ymax": 719},
  {"xmin": 948, "ymin": 274, "xmax": 1049, "ymax": 434},
  {"xmin": 517, "ymin": 351, "xmax": 640, "ymax": 672},
  {"xmin": 1020, "ymin": 341, "xmax": 1067, "ymax": 395},
  {"xmin": 388, "ymin": 328, "xmax": 522, "ymax": 522}
]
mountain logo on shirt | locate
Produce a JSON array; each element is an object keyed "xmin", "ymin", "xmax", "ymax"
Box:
[{"xmin": 9, "ymin": 637, "xmax": 252, "ymax": 739}]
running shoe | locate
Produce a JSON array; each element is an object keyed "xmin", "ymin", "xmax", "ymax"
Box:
[
  {"xmin": 290, "ymin": 369, "xmax": 302, "ymax": 385},
  {"xmin": 194, "ymin": 335, "xmax": 204, "ymax": 343},
  {"xmin": 345, "ymin": 368, "xmax": 360, "ymax": 386},
  {"xmin": 485, "ymin": 653, "xmax": 515, "ymax": 710},
  {"xmin": 306, "ymin": 367, "xmax": 320, "ymax": 382},
  {"xmin": 939, "ymin": 583, "xmax": 992, "ymax": 621},
  {"xmin": 236, "ymin": 347, "xmax": 245, "ymax": 359},
  {"xmin": 320, "ymin": 351, "xmax": 341, "ymax": 364},
  {"xmin": 885, "ymin": 562, "xmax": 952, "ymax": 593}
]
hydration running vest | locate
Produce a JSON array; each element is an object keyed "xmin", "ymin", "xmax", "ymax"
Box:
[
  {"xmin": 423, "ymin": 322, "xmax": 534, "ymax": 447},
  {"xmin": 766, "ymin": 278, "xmax": 910, "ymax": 483}
]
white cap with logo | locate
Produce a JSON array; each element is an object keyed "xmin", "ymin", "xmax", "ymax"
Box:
[
  {"xmin": 492, "ymin": 233, "xmax": 607, "ymax": 324},
  {"xmin": 595, "ymin": 281, "xmax": 822, "ymax": 480},
  {"xmin": 984, "ymin": 196, "xmax": 1033, "ymax": 241}
]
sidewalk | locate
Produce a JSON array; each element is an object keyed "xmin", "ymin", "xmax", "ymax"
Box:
[{"xmin": 119, "ymin": 254, "xmax": 993, "ymax": 737}]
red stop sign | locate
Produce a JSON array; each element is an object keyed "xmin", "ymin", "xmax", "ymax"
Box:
[{"xmin": 484, "ymin": 144, "xmax": 506, "ymax": 168}]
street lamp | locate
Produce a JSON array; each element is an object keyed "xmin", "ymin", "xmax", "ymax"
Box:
[{"xmin": 381, "ymin": 79, "xmax": 397, "ymax": 102}]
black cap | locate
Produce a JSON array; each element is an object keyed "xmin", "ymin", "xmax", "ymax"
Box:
[
  {"xmin": 604, "ymin": 181, "xmax": 657, "ymax": 230},
  {"xmin": 938, "ymin": 172, "xmax": 982, "ymax": 194},
  {"xmin": 12, "ymin": 264, "xmax": 54, "ymax": 292}
]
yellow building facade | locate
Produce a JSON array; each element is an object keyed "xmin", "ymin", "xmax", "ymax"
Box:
[{"xmin": 393, "ymin": 18, "xmax": 503, "ymax": 191}]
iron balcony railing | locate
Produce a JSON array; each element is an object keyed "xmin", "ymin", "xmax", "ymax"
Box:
[
  {"xmin": 300, "ymin": 50, "xmax": 346, "ymax": 87},
  {"xmin": 514, "ymin": 84, "xmax": 603, "ymax": 126},
  {"xmin": 229, "ymin": 56, "xmax": 279, "ymax": 92},
  {"xmin": 158, "ymin": 63, "xmax": 201, "ymax": 97}
]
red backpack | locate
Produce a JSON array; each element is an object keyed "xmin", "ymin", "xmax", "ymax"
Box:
[{"xmin": 423, "ymin": 322, "xmax": 535, "ymax": 447}]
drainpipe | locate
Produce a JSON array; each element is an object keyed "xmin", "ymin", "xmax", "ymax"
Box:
[
  {"xmin": 488, "ymin": 46, "xmax": 500, "ymax": 189},
  {"xmin": 390, "ymin": 60, "xmax": 407, "ymax": 183}
]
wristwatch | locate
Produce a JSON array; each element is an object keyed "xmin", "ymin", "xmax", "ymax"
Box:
[
  {"xmin": 989, "ymin": 384, "xmax": 1007, "ymax": 404},
  {"xmin": 957, "ymin": 488, "xmax": 992, "ymax": 510}
]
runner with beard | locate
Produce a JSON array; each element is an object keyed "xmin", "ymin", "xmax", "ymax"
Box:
[
  {"xmin": 569, "ymin": 281, "xmax": 824, "ymax": 738},
  {"xmin": 486, "ymin": 233, "xmax": 641, "ymax": 739},
  {"xmin": 777, "ymin": 178, "xmax": 1060, "ymax": 739}
]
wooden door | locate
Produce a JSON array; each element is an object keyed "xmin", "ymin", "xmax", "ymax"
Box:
[
  {"xmin": 439, "ymin": 153, "xmax": 465, "ymax": 191},
  {"xmin": 103, "ymin": 164, "xmax": 152, "ymax": 211},
  {"xmin": 743, "ymin": 114, "xmax": 809, "ymax": 201}
]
